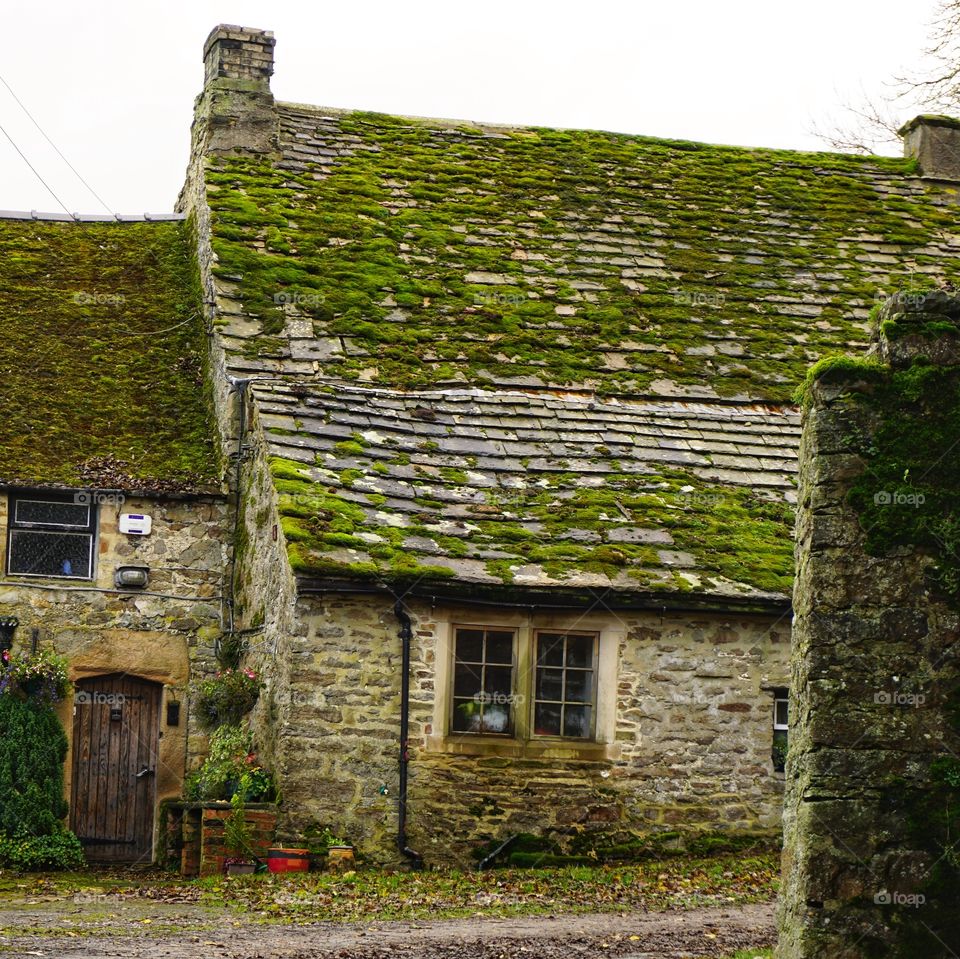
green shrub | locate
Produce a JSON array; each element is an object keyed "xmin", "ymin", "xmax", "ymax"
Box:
[
  {"xmin": 0, "ymin": 830, "xmax": 85, "ymax": 871},
  {"xmin": 0, "ymin": 694, "xmax": 69, "ymax": 837},
  {"xmin": 0, "ymin": 694, "xmax": 85, "ymax": 871}
]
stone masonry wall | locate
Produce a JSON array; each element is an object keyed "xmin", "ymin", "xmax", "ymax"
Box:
[
  {"xmin": 777, "ymin": 293, "xmax": 960, "ymax": 957},
  {"xmin": 232, "ymin": 400, "xmax": 303, "ymax": 776},
  {"xmin": 268, "ymin": 593, "xmax": 789, "ymax": 866},
  {"xmin": 0, "ymin": 492, "xmax": 229, "ymax": 835}
]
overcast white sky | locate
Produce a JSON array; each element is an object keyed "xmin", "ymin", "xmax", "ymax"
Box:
[{"xmin": 0, "ymin": 0, "xmax": 944, "ymax": 214}]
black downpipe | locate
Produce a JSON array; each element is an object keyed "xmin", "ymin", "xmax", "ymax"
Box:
[{"xmin": 394, "ymin": 601, "xmax": 425, "ymax": 869}]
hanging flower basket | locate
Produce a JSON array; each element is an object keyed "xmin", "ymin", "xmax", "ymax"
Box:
[
  {"xmin": 194, "ymin": 669, "xmax": 263, "ymax": 730},
  {"xmin": 0, "ymin": 648, "xmax": 71, "ymax": 705}
]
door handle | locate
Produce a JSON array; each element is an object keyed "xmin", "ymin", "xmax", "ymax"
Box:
[{"xmin": 136, "ymin": 766, "xmax": 155, "ymax": 779}]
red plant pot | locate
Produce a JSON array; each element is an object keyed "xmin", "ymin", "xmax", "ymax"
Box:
[{"xmin": 267, "ymin": 847, "xmax": 310, "ymax": 873}]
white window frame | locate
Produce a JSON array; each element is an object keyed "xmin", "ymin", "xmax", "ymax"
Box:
[
  {"xmin": 773, "ymin": 691, "xmax": 789, "ymax": 731},
  {"xmin": 6, "ymin": 491, "xmax": 97, "ymax": 580},
  {"xmin": 428, "ymin": 609, "xmax": 621, "ymax": 758}
]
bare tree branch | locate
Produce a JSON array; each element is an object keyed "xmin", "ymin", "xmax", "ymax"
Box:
[{"xmin": 815, "ymin": 1, "xmax": 960, "ymax": 154}]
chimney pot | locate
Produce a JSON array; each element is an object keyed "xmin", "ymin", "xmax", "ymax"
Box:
[{"xmin": 899, "ymin": 114, "xmax": 960, "ymax": 181}]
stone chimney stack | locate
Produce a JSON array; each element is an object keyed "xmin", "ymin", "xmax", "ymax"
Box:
[
  {"xmin": 899, "ymin": 115, "xmax": 960, "ymax": 180},
  {"xmin": 203, "ymin": 25, "xmax": 275, "ymax": 91},
  {"xmin": 195, "ymin": 25, "xmax": 278, "ymax": 156}
]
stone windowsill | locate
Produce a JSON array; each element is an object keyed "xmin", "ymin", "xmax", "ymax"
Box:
[{"xmin": 425, "ymin": 734, "xmax": 620, "ymax": 762}]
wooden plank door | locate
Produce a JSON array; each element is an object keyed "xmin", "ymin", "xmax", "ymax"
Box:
[{"xmin": 70, "ymin": 674, "xmax": 161, "ymax": 862}]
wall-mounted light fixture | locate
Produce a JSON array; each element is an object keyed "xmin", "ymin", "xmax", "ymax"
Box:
[
  {"xmin": 0, "ymin": 617, "xmax": 18, "ymax": 654},
  {"xmin": 114, "ymin": 566, "xmax": 150, "ymax": 590}
]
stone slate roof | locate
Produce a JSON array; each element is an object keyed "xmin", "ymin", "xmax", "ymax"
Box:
[
  {"xmin": 0, "ymin": 218, "xmax": 220, "ymax": 493},
  {"xmin": 209, "ymin": 105, "xmax": 960, "ymax": 401},
  {"xmin": 259, "ymin": 383, "xmax": 797, "ymax": 598},
  {"xmin": 202, "ymin": 104, "xmax": 960, "ymax": 601}
]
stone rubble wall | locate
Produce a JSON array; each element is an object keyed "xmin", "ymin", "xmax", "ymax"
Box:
[
  {"xmin": 0, "ymin": 493, "xmax": 229, "ymax": 829},
  {"xmin": 777, "ymin": 292, "xmax": 960, "ymax": 956},
  {"xmin": 267, "ymin": 593, "xmax": 789, "ymax": 865}
]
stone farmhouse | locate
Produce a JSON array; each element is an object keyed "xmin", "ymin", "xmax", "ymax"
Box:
[{"xmin": 3, "ymin": 23, "xmax": 960, "ymax": 865}]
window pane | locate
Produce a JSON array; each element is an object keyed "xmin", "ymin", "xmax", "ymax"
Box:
[
  {"xmin": 566, "ymin": 635, "xmax": 593, "ymax": 668},
  {"xmin": 565, "ymin": 669, "xmax": 593, "ymax": 703},
  {"xmin": 453, "ymin": 662, "xmax": 482, "ymax": 698},
  {"xmin": 452, "ymin": 699, "xmax": 481, "ymax": 732},
  {"xmin": 451, "ymin": 627, "xmax": 516, "ymax": 736},
  {"xmin": 564, "ymin": 705, "xmax": 591, "ymax": 738},
  {"xmin": 479, "ymin": 704, "xmax": 510, "ymax": 734},
  {"xmin": 486, "ymin": 631, "xmax": 513, "ymax": 664},
  {"xmin": 455, "ymin": 629, "xmax": 484, "ymax": 663},
  {"xmin": 15, "ymin": 499, "xmax": 90, "ymax": 528},
  {"xmin": 484, "ymin": 666, "xmax": 512, "ymax": 698},
  {"xmin": 9, "ymin": 530, "xmax": 92, "ymax": 578},
  {"xmin": 536, "ymin": 667, "xmax": 564, "ymax": 701},
  {"xmin": 534, "ymin": 702, "xmax": 562, "ymax": 736},
  {"xmin": 775, "ymin": 698, "xmax": 789, "ymax": 728},
  {"xmin": 537, "ymin": 635, "xmax": 564, "ymax": 667}
]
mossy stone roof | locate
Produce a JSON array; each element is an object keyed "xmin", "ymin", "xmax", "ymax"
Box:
[
  {"xmin": 0, "ymin": 219, "xmax": 220, "ymax": 493},
  {"xmin": 258, "ymin": 384, "xmax": 797, "ymax": 598},
  {"xmin": 202, "ymin": 104, "xmax": 960, "ymax": 600},
  {"xmin": 208, "ymin": 106, "xmax": 960, "ymax": 399}
]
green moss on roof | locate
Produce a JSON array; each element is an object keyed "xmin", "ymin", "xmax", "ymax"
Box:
[
  {"xmin": 206, "ymin": 110, "xmax": 960, "ymax": 400},
  {"xmin": 0, "ymin": 220, "xmax": 220, "ymax": 491},
  {"xmin": 267, "ymin": 452, "xmax": 794, "ymax": 596}
]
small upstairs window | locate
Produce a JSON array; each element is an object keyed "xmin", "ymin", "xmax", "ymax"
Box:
[
  {"xmin": 7, "ymin": 492, "xmax": 96, "ymax": 579},
  {"xmin": 772, "ymin": 688, "xmax": 789, "ymax": 772}
]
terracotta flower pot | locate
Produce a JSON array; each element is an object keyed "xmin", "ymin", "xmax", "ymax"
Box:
[
  {"xmin": 327, "ymin": 845, "xmax": 355, "ymax": 867},
  {"xmin": 267, "ymin": 847, "xmax": 310, "ymax": 873}
]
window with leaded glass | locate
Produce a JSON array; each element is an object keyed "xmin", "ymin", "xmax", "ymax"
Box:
[
  {"xmin": 451, "ymin": 626, "xmax": 515, "ymax": 735},
  {"xmin": 533, "ymin": 631, "xmax": 597, "ymax": 739},
  {"xmin": 7, "ymin": 492, "xmax": 96, "ymax": 579}
]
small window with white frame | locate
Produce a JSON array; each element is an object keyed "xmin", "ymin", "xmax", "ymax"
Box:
[
  {"xmin": 772, "ymin": 687, "xmax": 789, "ymax": 772},
  {"xmin": 7, "ymin": 491, "xmax": 96, "ymax": 579},
  {"xmin": 533, "ymin": 630, "xmax": 598, "ymax": 739},
  {"xmin": 451, "ymin": 626, "xmax": 516, "ymax": 735}
]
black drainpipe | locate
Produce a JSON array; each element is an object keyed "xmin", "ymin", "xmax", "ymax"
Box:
[{"xmin": 393, "ymin": 600, "xmax": 425, "ymax": 869}]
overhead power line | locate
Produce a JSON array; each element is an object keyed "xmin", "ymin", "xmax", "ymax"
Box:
[
  {"xmin": 0, "ymin": 120, "xmax": 74, "ymax": 218},
  {"xmin": 0, "ymin": 72, "xmax": 115, "ymax": 216}
]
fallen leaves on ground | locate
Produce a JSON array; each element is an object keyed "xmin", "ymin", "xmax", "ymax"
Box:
[{"xmin": 102, "ymin": 853, "xmax": 778, "ymax": 924}]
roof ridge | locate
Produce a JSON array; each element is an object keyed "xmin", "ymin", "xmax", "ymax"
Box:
[
  {"xmin": 0, "ymin": 210, "xmax": 186, "ymax": 223},
  {"xmin": 274, "ymin": 99, "xmax": 905, "ymax": 161}
]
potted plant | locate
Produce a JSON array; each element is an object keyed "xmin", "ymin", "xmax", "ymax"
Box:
[
  {"xmin": 183, "ymin": 725, "xmax": 276, "ymax": 802},
  {"xmin": 328, "ymin": 842, "xmax": 355, "ymax": 867},
  {"xmin": 300, "ymin": 824, "xmax": 353, "ymax": 870},
  {"xmin": 266, "ymin": 845, "xmax": 311, "ymax": 873},
  {"xmin": 223, "ymin": 791, "xmax": 259, "ymax": 876},
  {"xmin": 0, "ymin": 647, "xmax": 71, "ymax": 704}
]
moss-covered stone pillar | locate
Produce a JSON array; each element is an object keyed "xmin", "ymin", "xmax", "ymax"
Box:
[{"xmin": 777, "ymin": 290, "xmax": 960, "ymax": 957}]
